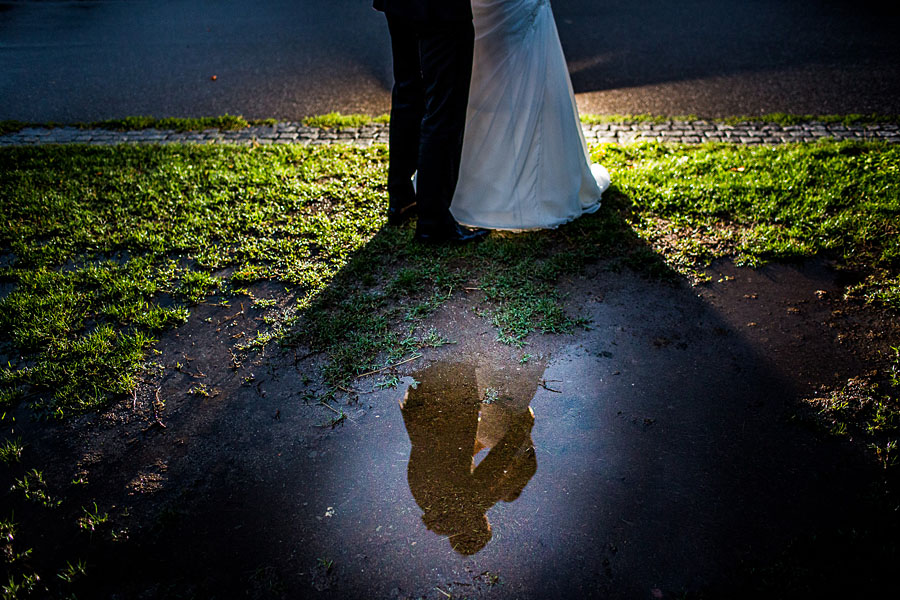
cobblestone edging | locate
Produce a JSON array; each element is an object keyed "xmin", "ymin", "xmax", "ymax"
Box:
[{"xmin": 1, "ymin": 120, "xmax": 898, "ymax": 147}]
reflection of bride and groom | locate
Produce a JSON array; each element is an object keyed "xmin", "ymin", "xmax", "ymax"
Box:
[
  {"xmin": 374, "ymin": 0, "xmax": 610, "ymax": 241},
  {"xmin": 399, "ymin": 362, "xmax": 540, "ymax": 555}
]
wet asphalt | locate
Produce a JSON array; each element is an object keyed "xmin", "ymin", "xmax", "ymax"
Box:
[{"xmin": 1, "ymin": 0, "xmax": 899, "ymax": 122}]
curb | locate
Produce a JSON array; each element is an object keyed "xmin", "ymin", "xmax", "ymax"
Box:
[{"xmin": 1, "ymin": 121, "xmax": 898, "ymax": 147}]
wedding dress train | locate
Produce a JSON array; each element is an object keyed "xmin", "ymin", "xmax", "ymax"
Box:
[{"xmin": 450, "ymin": 0, "xmax": 610, "ymax": 231}]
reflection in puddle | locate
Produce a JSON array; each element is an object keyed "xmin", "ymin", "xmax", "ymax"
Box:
[{"xmin": 400, "ymin": 361, "xmax": 541, "ymax": 555}]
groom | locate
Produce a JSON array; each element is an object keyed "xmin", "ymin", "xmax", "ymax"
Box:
[{"xmin": 373, "ymin": 0, "xmax": 487, "ymax": 243}]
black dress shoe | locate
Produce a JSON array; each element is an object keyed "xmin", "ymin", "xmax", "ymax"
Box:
[
  {"xmin": 387, "ymin": 201, "xmax": 416, "ymax": 226},
  {"xmin": 414, "ymin": 223, "xmax": 489, "ymax": 244}
]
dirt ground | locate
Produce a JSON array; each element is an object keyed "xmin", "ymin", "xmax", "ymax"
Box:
[{"xmin": 2, "ymin": 257, "xmax": 897, "ymax": 599}]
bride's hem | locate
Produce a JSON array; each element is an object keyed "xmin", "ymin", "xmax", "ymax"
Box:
[{"xmin": 454, "ymin": 199, "xmax": 602, "ymax": 232}]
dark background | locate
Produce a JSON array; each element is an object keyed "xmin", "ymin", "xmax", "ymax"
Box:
[{"xmin": 1, "ymin": 0, "xmax": 898, "ymax": 122}]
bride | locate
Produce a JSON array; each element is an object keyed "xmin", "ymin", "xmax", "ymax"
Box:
[{"xmin": 451, "ymin": 0, "xmax": 611, "ymax": 231}]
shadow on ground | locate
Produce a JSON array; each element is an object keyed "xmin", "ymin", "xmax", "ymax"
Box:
[{"xmin": 1, "ymin": 199, "xmax": 897, "ymax": 598}]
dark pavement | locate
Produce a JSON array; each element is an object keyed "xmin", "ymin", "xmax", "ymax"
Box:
[{"xmin": 1, "ymin": 0, "xmax": 899, "ymax": 122}]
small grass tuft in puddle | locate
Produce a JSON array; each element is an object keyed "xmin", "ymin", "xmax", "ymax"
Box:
[
  {"xmin": 11, "ymin": 468, "xmax": 61, "ymax": 509},
  {"xmin": 0, "ymin": 437, "xmax": 24, "ymax": 464},
  {"xmin": 76, "ymin": 502, "xmax": 110, "ymax": 533},
  {"xmin": 57, "ymin": 559, "xmax": 88, "ymax": 584}
]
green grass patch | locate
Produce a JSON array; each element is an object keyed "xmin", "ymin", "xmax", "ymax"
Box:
[
  {"xmin": 580, "ymin": 113, "xmax": 700, "ymax": 125},
  {"xmin": 285, "ymin": 219, "xmax": 635, "ymax": 386},
  {"xmin": 805, "ymin": 373, "xmax": 900, "ymax": 464},
  {"xmin": 0, "ymin": 120, "xmax": 30, "ymax": 135},
  {"xmin": 0, "ymin": 115, "xmax": 278, "ymax": 135},
  {"xmin": 593, "ymin": 141, "xmax": 900, "ymax": 294},
  {"xmin": 0, "ymin": 143, "xmax": 388, "ymax": 415},
  {"xmin": 846, "ymin": 271, "xmax": 900, "ymax": 310},
  {"xmin": 84, "ymin": 114, "xmax": 277, "ymax": 132},
  {"xmin": 1, "ymin": 140, "xmax": 898, "ymax": 415},
  {"xmin": 579, "ymin": 113, "xmax": 900, "ymax": 126},
  {"xmin": 301, "ymin": 112, "xmax": 390, "ymax": 130},
  {"xmin": 719, "ymin": 113, "xmax": 900, "ymax": 127}
]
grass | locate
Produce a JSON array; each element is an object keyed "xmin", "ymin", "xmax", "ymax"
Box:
[
  {"xmin": 57, "ymin": 560, "xmax": 87, "ymax": 584},
  {"xmin": 594, "ymin": 142, "xmax": 900, "ymax": 291},
  {"xmin": 286, "ymin": 213, "xmax": 633, "ymax": 387},
  {"xmin": 301, "ymin": 112, "xmax": 390, "ymax": 130},
  {"xmin": 0, "ymin": 121, "xmax": 29, "ymax": 136},
  {"xmin": 1, "ymin": 140, "xmax": 898, "ymax": 417},
  {"xmin": 86, "ymin": 115, "xmax": 275, "ymax": 131},
  {"xmin": 76, "ymin": 502, "xmax": 109, "ymax": 533},
  {"xmin": 719, "ymin": 113, "xmax": 900, "ymax": 127},
  {"xmin": 0, "ymin": 438, "xmax": 23, "ymax": 465},
  {"xmin": 0, "ymin": 115, "xmax": 279, "ymax": 135},
  {"xmin": 0, "ymin": 112, "xmax": 392, "ymax": 136},
  {"xmin": 580, "ymin": 113, "xmax": 700, "ymax": 125},
  {"xmin": 0, "ymin": 143, "xmax": 387, "ymax": 415},
  {"xmin": 580, "ymin": 113, "xmax": 900, "ymax": 126},
  {"xmin": 10, "ymin": 469, "xmax": 61, "ymax": 509},
  {"xmin": 1, "ymin": 573, "xmax": 40, "ymax": 600},
  {"xmin": 804, "ymin": 343, "xmax": 900, "ymax": 470}
]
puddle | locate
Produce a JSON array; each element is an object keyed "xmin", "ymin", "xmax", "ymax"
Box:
[{"xmin": 399, "ymin": 361, "xmax": 541, "ymax": 555}]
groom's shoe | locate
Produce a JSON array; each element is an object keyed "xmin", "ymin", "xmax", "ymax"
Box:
[
  {"xmin": 387, "ymin": 201, "xmax": 416, "ymax": 227},
  {"xmin": 414, "ymin": 223, "xmax": 489, "ymax": 245}
]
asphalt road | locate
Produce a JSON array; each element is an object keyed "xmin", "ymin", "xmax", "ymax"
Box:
[{"xmin": 1, "ymin": 0, "xmax": 899, "ymax": 122}]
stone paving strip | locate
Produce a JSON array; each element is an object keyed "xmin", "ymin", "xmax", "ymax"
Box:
[{"xmin": 1, "ymin": 120, "xmax": 898, "ymax": 147}]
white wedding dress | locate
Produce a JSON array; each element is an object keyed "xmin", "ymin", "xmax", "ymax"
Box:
[{"xmin": 450, "ymin": 0, "xmax": 610, "ymax": 231}]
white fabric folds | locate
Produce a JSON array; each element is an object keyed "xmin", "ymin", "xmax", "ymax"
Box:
[{"xmin": 450, "ymin": 0, "xmax": 610, "ymax": 231}]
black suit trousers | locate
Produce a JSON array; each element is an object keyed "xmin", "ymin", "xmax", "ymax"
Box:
[{"xmin": 384, "ymin": 14, "xmax": 474, "ymax": 233}]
